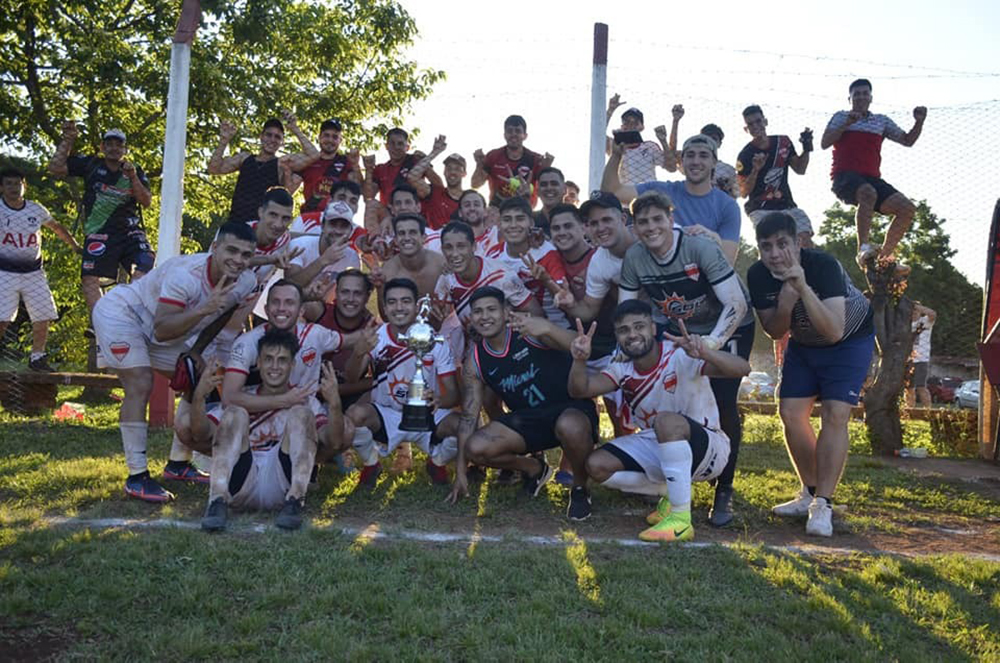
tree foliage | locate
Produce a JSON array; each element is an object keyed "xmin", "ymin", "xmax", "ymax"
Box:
[
  {"xmin": 817, "ymin": 202, "xmax": 982, "ymax": 358},
  {"xmin": 0, "ymin": 0, "xmax": 443, "ymax": 366}
]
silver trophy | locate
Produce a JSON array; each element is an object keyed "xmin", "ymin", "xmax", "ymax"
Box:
[{"xmin": 399, "ymin": 296, "xmax": 444, "ymax": 432}]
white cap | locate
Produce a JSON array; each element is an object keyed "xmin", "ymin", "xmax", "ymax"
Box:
[
  {"xmin": 322, "ymin": 200, "xmax": 355, "ymax": 224},
  {"xmin": 103, "ymin": 128, "xmax": 127, "ymax": 142}
]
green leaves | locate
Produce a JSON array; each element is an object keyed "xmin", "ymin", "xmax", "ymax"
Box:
[{"xmin": 1, "ymin": 0, "xmax": 442, "ymax": 367}]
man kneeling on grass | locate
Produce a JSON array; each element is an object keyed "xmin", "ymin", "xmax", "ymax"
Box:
[
  {"xmin": 200, "ymin": 328, "xmax": 344, "ymax": 531},
  {"xmin": 446, "ymin": 286, "xmax": 598, "ymax": 520},
  {"xmin": 569, "ymin": 300, "xmax": 750, "ymax": 542}
]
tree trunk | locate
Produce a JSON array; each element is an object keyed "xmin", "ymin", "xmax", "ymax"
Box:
[{"xmin": 862, "ymin": 263, "xmax": 914, "ymax": 455}]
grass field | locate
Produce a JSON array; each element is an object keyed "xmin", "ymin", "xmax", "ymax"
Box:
[{"xmin": 2, "ymin": 388, "xmax": 999, "ymax": 660}]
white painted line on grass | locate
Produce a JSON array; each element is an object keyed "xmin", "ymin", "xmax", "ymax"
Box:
[{"xmin": 38, "ymin": 516, "xmax": 1000, "ymax": 563}]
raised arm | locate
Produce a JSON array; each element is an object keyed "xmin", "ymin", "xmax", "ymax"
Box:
[
  {"xmin": 280, "ymin": 111, "xmax": 320, "ymax": 171},
  {"xmin": 48, "ymin": 120, "xmax": 79, "ymax": 177},
  {"xmin": 899, "ymin": 107, "xmax": 927, "ymax": 147},
  {"xmin": 152, "ymin": 278, "xmax": 237, "ymax": 343},
  {"xmin": 601, "ymin": 141, "xmax": 638, "ymax": 204},
  {"xmin": 470, "ymin": 148, "xmax": 488, "ymax": 190},
  {"xmin": 406, "ymin": 135, "xmax": 447, "ymax": 198},
  {"xmin": 121, "ymin": 161, "xmax": 151, "ymax": 208},
  {"xmin": 207, "ymin": 121, "xmax": 249, "ymax": 175},
  {"xmin": 789, "ymin": 128, "xmax": 812, "ymax": 175},
  {"xmin": 664, "ymin": 322, "xmax": 751, "ymax": 379},
  {"xmin": 755, "ymin": 281, "xmax": 798, "ymax": 340}
]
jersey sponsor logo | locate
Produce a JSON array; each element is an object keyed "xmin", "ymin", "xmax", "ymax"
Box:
[
  {"xmin": 388, "ymin": 376, "xmax": 410, "ymax": 404},
  {"xmin": 654, "ymin": 293, "xmax": 702, "ymax": 319},
  {"xmin": 109, "ymin": 342, "xmax": 131, "ymax": 361},
  {"xmin": 497, "ymin": 364, "xmax": 539, "ymax": 393},
  {"xmin": 82, "ymin": 261, "xmax": 95, "ymax": 270},
  {"xmin": 683, "ymin": 263, "xmax": 700, "ymax": 281},
  {"xmin": 86, "ymin": 241, "xmax": 107, "ymax": 256},
  {"xmin": 512, "ymin": 347, "xmax": 529, "ymax": 361},
  {"xmin": 87, "ymin": 233, "xmax": 109, "ymax": 241},
  {"xmin": 2, "ymin": 233, "xmax": 39, "ymax": 248},
  {"xmin": 301, "ymin": 348, "xmax": 317, "ymax": 366}
]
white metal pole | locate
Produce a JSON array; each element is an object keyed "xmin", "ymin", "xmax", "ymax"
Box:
[
  {"xmin": 588, "ymin": 23, "xmax": 608, "ymax": 195},
  {"xmin": 157, "ymin": 42, "xmax": 191, "ymax": 262}
]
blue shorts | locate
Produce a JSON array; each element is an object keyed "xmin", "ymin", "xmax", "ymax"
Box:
[{"xmin": 779, "ymin": 333, "xmax": 874, "ymax": 405}]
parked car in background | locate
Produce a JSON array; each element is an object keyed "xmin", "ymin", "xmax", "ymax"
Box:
[
  {"xmin": 740, "ymin": 371, "xmax": 776, "ymax": 401},
  {"xmin": 927, "ymin": 376, "xmax": 964, "ymax": 404},
  {"xmin": 955, "ymin": 380, "xmax": 980, "ymax": 409}
]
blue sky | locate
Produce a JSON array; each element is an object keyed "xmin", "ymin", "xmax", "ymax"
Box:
[{"xmin": 392, "ymin": 0, "xmax": 1000, "ymax": 284}]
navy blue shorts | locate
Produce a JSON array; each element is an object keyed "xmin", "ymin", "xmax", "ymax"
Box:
[{"xmin": 779, "ymin": 332, "xmax": 874, "ymax": 405}]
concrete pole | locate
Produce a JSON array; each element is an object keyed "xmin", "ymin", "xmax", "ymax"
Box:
[{"xmin": 588, "ymin": 23, "xmax": 609, "ymax": 195}]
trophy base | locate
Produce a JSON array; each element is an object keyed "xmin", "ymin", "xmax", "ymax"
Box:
[{"xmin": 400, "ymin": 403, "xmax": 434, "ymax": 432}]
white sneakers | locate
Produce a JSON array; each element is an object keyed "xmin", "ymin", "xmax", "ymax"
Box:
[
  {"xmin": 771, "ymin": 488, "xmax": 813, "ymax": 517},
  {"xmin": 805, "ymin": 498, "xmax": 834, "ymax": 537}
]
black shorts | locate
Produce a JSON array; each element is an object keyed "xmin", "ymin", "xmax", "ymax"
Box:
[
  {"xmin": 494, "ymin": 399, "xmax": 599, "ymax": 453},
  {"xmin": 81, "ymin": 227, "xmax": 156, "ymax": 279},
  {"xmin": 831, "ymin": 172, "xmax": 899, "ymax": 213}
]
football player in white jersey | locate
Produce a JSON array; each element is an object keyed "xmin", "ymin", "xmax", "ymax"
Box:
[
  {"xmin": 568, "ymin": 300, "xmax": 750, "ymax": 543},
  {"xmin": 345, "ymin": 277, "xmax": 461, "ymax": 488},
  {"xmin": 92, "ymin": 221, "xmax": 258, "ymax": 502},
  {"xmin": 285, "ymin": 200, "xmax": 361, "ymax": 301},
  {"xmin": 0, "ymin": 168, "xmax": 82, "ymax": 370},
  {"xmin": 200, "ymin": 328, "xmax": 342, "ymax": 531}
]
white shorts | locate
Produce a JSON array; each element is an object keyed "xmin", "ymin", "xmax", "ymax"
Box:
[
  {"xmin": 603, "ymin": 425, "xmax": 730, "ymax": 483},
  {"xmin": 372, "ymin": 403, "xmax": 457, "ymax": 465},
  {"xmin": 93, "ymin": 291, "xmax": 186, "ymax": 371},
  {"xmin": 229, "ymin": 445, "xmax": 290, "ymax": 512},
  {"xmin": 0, "ymin": 269, "xmax": 58, "ymax": 322},
  {"xmin": 748, "ymin": 207, "xmax": 813, "ymax": 236}
]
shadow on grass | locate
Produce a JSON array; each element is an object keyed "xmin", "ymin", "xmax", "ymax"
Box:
[{"xmin": 2, "ymin": 525, "xmax": 996, "ymax": 659}]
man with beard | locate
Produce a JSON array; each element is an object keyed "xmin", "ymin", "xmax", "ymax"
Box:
[
  {"xmin": 296, "ymin": 118, "xmax": 361, "ymax": 214},
  {"xmin": 200, "ymin": 328, "xmax": 343, "ymax": 531},
  {"xmin": 617, "ymin": 190, "xmax": 755, "ymax": 528},
  {"xmin": 404, "ymin": 135, "xmax": 465, "ymax": 231},
  {"xmin": 93, "ymin": 222, "xmax": 259, "ymax": 502},
  {"xmin": 446, "ymin": 286, "xmax": 598, "ymax": 520},
  {"xmin": 285, "ymin": 200, "xmax": 361, "ymax": 301},
  {"xmin": 208, "ymin": 115, "xmax": 319, "ymax": 224},
  {"xmin": 570, "ymin": 301, "xmax": 750, "ymax": 542},
  {"xmin": 345, "ymin": 278, "xmax": 461, "ymax": 487}
]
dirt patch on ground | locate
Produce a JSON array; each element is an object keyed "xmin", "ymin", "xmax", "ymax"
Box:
[{"xmin": 0, "ymin": 620, "xmax": 80, "ymax": 662}]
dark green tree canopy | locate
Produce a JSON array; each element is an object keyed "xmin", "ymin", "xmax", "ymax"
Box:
[{"xmin": 0, "ymin": 0, "xmax": 442, "ymax": 366}]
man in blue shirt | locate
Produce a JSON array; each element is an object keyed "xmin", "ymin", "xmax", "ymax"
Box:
[{"xmin": 603, "ymin": 134, "xmax": 742, "ymax": 266}]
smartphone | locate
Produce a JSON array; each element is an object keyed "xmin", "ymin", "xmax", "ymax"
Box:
[{"xmin": 613, "ymin": 130, "xmax": 642, "ymax": 145}]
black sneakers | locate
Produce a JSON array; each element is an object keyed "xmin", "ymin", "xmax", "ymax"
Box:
[
  {"xmin": 521, "ymin": 459, "xmax": 553, "ymax": 498},
  {"xmin": 276, "ymin": 497, "xmax": 304, "ymax": 530},
  {"xmin": 567, "ymin": 486, "xmax": 592, "ymax": 521},
  {"xmin": 201, "ymin": 497, "xmax": 228, "ymax": 532},
  {"xmin": 708, "ymin": 484, "xmax": 735, "ymax": 528}
]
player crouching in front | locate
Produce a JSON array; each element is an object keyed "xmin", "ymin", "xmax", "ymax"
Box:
[
  {"xmin": 200, "ymin": 328, "xmax": 342, "ymax": 532},
  {"xmin": 570, "ymin": 301, "xmax": 750, "ymax": 542}
]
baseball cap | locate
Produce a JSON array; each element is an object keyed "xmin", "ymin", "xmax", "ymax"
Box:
[
  {"xmin": 322, "ymin": 200, "xmax": 355, "ymax": 224},
  {"xmin": 580, "ymin": 190, "xmax": 623, "ymax": 217},
  {"xmin": 622, "ymin": 107, "xmax": 644, "ymax": 123},
  {"xmin": 103, "ymin": 129, "xmax": 127, "ymax": 142},
  {"xmin": 682, "ymin": 134, "xmax": 718, "ymax": 159},
  {"xmin": 443, "ymin": 153, "xmax": 466, "ymax": 168}
]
